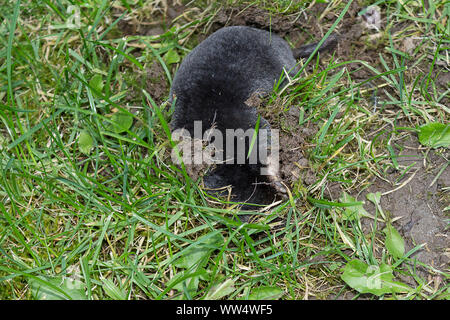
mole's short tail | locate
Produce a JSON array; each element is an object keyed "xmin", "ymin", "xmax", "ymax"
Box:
[{"xmin": 293, "ymin": 33, "xmax": 339, "ymax": 59}]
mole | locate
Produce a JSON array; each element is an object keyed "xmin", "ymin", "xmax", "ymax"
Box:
[{"xmin": 169, "ymin": 26, "xmax": 337, "ymax": 208}]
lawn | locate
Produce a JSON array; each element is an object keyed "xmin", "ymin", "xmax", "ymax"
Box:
[{"xmin": 0, "ymin": 0, "xmax": 448, "ymax": 300}]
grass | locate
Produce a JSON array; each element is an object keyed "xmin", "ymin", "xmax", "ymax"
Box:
[{"xmin": 0, "ymin": 0, "xmax": 449, "ymax": 300}]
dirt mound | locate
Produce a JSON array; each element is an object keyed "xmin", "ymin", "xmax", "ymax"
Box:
[{"xmin": 210, "ymin": 6, "xmax": 305, "ymax": 36}]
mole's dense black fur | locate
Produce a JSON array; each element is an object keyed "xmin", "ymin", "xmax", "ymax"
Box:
[{"xmin": 170, "ymin": 26, "xmax": 336, "ymax": 207}]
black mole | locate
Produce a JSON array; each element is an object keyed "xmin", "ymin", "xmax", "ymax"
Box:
[{"xmin": 170, "ymin": 26, "xmax": 337, "ymax": 208}]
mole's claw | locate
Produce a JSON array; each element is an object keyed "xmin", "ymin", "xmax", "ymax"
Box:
[{"xmin": 273, "ymin": 181, "xmax": 287, "ymax": 195}]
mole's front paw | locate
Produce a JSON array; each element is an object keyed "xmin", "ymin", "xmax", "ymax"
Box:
[
  {"xmin": 268, "ymin": 176, "xmax": 288, "ymax": 199},
  {"xmin": 272, "ymin": 180, "xmax": 287, "ymax": 195}
]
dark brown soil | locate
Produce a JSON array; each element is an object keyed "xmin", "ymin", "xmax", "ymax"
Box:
[
  {"xmin": 145, "ymin": 61, "xmax": 169, "ymax": 103},
  {"xmin": 257, "ymin": 101, "xmax": 319, "ymax": 188},
  {"xmin": 209, "ymin": 6, "xmax": 306, "ymax": 38},
  {"xmin": 361, "ymin": 136, "xmax": 449, "ymax": 276}
]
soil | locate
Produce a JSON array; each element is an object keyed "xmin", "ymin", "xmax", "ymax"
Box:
[
  {"xmin": 257, "ymin": 100, "xmax": 319, "ymax": 189},
  {"xmin": 145, "ymin": 61, "xmax": 169, "ymax": 103},
  {"xmin": 361, "ymin": 136, "xmax": 449, "ymax": 277},
  {"xmin": 115, "ymin": 1, "xmax": 449, "ymax": 284}
]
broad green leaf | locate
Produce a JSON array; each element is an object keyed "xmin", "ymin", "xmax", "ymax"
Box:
[
  {"xmin": 170, "ymin": 232, "xmax": 223, "ymax": 297},
  {"xmin": 169, "ymin": 269, "xmax": 208, "ymax": 297},
  {"xmin": 173, "ymin": 246, "xmax": 211, "ymax": 270},
  {"xmin": 366, "ymin": 192, "xmax": 385, "ymax": 219},
  {"xmin": 30, "ymin": 276, "xmax": 86, "ymax": 300},
  {"xmin": 173, "ymin": 232, "xmax": 223, "ymax": 269},
  {"xmin": 339, "ymin": 192, "xmax": 369, "ymax": 221},
  {"xmin": 341, "ymin": 259, "xmax": 371, "ymax": 293},
  {"xmin": 164, "ymin": 48, "xmax": 180, "ymax": 65},
  {"xmin": 247, "ymin": 286, "xmax": 284, "ymax": 300},
  {"xmin": 341, "ymin": 259, "xmax": 412, "ymax": 296},
  {"xmin": 78, "ymin": 130, "xmax": 94, "ymax": 154},
  {"xmin": 205, "ymin": 278, "xmax": 235, "ymax": 300},
  {"xmin": 101, "ymin": 278, "xmax": 127, "ymax": 300},
  {"xmin": 384, "ymin": 225, "xmax": 405, "ymax": 259},
  {"xmin": 418, "ymin": 123, "xmax": 450, "ymax": 148},
  {"xmin": 172, "ymin": 272, "xmax": 200, "ymax": 294},
  {"xmin": 109, "ymin": 112, "xmax": 133, "ymax": 133},
  {"xmin": 366, "ymin": 192, "xmax": 381, "ymax": 206},
  {"xmin": 89, "ymin": 74, "xmax": 104, "ymax": 96}
]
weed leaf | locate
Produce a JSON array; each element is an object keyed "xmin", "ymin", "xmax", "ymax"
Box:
[
  {"xmin": 341, "ymin": 260, "xmax": 412, "ymax": 296},
  {"xmin": 89, "ymin": 74, "xmax": 104, "ymax": 96},
  {"xmin": 247, "ymin": 286, "xmax": 284, "ymax": 300},
  {"xmin": 78, "ymin": 130, "xmax": 94, "ymax": 154},
  {"xmin": 418, "ymin": 123, "xmax": 450, "ymax": 148},
  {"xmin": 384, "ymin": 225, "xmax": 405, "ymax": 259},
  {"xmin": 339, "ymin": 192, "xmax": 369, "ymax": 221},
  {"xmin": 366, "ymin": 192, "xmax": 381, "ymax": 206},
  {"xmin": 101, "ymin": 278, "xmax": 127, "ymax": 300},
  {"xmin": 109, "ymin": 112, "xmax": 133, "ymax": 133},
  {"xmin": 168, "ymin": 269, "xmax": 208, "ymax": 298},
  {"xmin": 205, "ymin": 278, "xmax": 235, "ymax": 300},
  {"xmin": 30, "ymin": 276, "xmax": 86, "ymax": 300},
  {"xmin": 173, "ymin": 232, "xmax": 223, "ymax": 269},
  {"xmin": 164, "ymin": 48, "xmax": 180, "ymax": 65}
]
